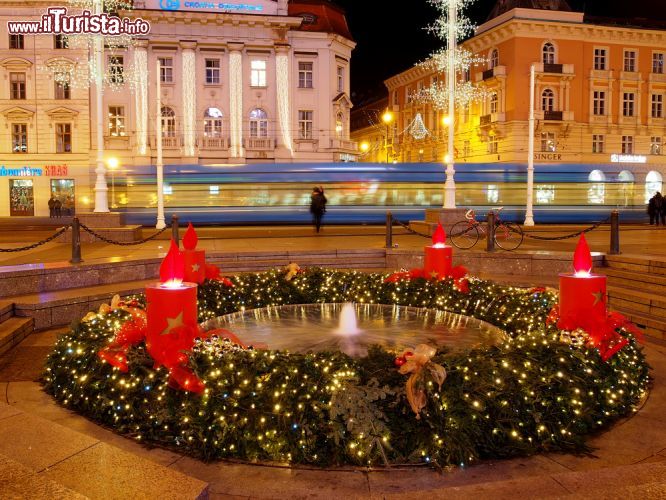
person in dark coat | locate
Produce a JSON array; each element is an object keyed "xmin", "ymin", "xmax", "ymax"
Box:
[
  {"xmin": 309, "ymin": 186, "xmax": 327, "ymax": 233},
  {"xmin": 48, "ymin": 195, "xmax": 56, "ymax": 218},
  {"xmin": 54, "ymin": 198, "xmax": 62, "ymax": 218},
  {"xmin": 659, "ymin": 192, "xmax": 666, "ymax": 226}
]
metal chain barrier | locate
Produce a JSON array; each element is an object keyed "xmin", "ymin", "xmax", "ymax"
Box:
[
  {"xmin": 520, "ymin": 217, "xmax": 610, "ymax": 241},
  {"xmin": 0, "ymin": 224, "xmax": 71, "ymax": 252},
  {"xmin": 391, "ymin": 217, "xmax": 431, "ymax": 239},
  {"xmin": 79, "ymin": 222, "xmax": 170, "ymax": 246}
]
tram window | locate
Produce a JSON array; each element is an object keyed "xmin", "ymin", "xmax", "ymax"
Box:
[
  {"xmin": 209, "ymin": 185, "xmax": 219, "ymax": 195},
  {"xmin": 536, "ymin": 185, "xmax": 555, "ymax": 204},
  {"xmin": 486, "ymin": 185, "xmax": 499, "ymax": 203},
  {"xmin": 163, "ymin": 184, "xmax": 173, "ymax": 195}
]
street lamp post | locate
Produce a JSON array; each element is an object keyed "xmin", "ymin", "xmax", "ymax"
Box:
[
  {"xmin": 92, "ymin": 0, "xmax": 108, "ymax": 213},
  {"xmin": 443, "ymin": 0, "xmax": 457, "ymax": 209},
  {"xmin": 107, "ymin": 157, "xmax": 118, "ymax": 209},
  {"xmin": 525, "ymin": 64, "xmax": 536, "ymax": 226},
  {"xmin": 382, "ymin": 110, "xmax": 394, "ymax": 163}
]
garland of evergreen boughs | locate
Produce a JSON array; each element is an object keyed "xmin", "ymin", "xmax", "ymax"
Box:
[{"xmin": 43, "ymin": 269, "xmax": 650, "ymax": 468}]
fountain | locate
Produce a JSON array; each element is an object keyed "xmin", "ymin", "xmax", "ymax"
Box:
[
  {"xmin": 334, "ymin": 303, "xmax": 362, "ymax": 336},
  {"xmin": 201, "ymin": 303, "xmax": 507, "ymax": 357}
]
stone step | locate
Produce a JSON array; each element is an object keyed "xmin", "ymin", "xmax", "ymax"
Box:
[
  {"xmin": 0, "ymin": 403, "xmax": 208, "ymax": 499},
  {"xmin": 610, "ymin": 307, "xmax": 666, "ymax": 340},
  {"xmin": 432, "ymin": 459, "xmax": 666, "ymax": 498},
  {"xmin": 0, "ymin": 452, "xmax": 87, "ymax": 499},
  {"xmin": 605, "ymin": 254, "xmax": 666, "ymax": 276},
  {"xmin": 0, "ymin": 300, "xmax": 13, "ymax": 323},
  {"xmin": 608, "ymin": 286, "xmax": 666, "ymax": 320},
  {"xmin": 605, "ymin": 268, "xmax": 666, "ymax": 294},
  {"xmin": 0, "ymin": 317, "xmax": 34, "ymax": 355}
]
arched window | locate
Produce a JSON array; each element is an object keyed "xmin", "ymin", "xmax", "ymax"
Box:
[
  {"xmin": 249, "ymin": 108, "xmax": 268, "ymax": 138},
  {"xmin": 161, "ymin": 106, "xmax": 176, "ymax": 137},
  {"xmin": 489, "ymin": 48, "xmax": 499, "ymax": 69},
  {"xmin": 203, "ymin": 107, "xmax": 223, "ymax": 137},
  {"xmin": 541, "ymin": 88, "xmax": 555, "ymax": 111},
  {"xmin": 588, "ymin": 169, "xmax": 606, "ymax": 204},
  {"xmin": 646, "ymin": 170, "xmax": 663, "ymax": 203},
  {"xmin": 335, "ymin": 112, "xmax": 344, "ymax": 138},
  {"xmin": 542, "ymin": 42, "xmax": 556, "ymax": 65}
]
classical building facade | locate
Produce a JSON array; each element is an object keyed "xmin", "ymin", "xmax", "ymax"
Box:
[
  {"xmin": 363, "ymin": 0, "xmax": 666, "ymax": 201},
  {"xmin": 0, "ymin": 0, "xmax": 356, "ymax": 216}
]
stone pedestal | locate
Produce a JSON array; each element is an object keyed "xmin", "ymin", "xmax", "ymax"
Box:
[
  {"xmin": 57, "ymin": 212, "xmax": 142, "ymax": 243},
  {"xmin": 409, "ymin": 208, "xmax": 469, "ymax": 236}
]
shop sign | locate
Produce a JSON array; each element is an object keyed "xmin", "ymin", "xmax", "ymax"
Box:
[
  {"xmin": 150, "ymin": 0, "xmax": 274, "ymax": 14},
  {"xmin": 610, "ymin": 154, "xmax": 647, "ymax": 164},
  {"xmin": 0, "ymin": 164, "xmax": 69, "ymax": 177},
  {"xmin": 534, "ymin": 153, "xmax": 563, "ymax": 161}
]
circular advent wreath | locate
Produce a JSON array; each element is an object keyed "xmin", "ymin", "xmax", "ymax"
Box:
[{"xmin": 44, "ymin": 269, "xmax": 649, "ymax": 468}]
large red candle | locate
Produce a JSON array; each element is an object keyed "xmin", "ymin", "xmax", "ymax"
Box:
[
  {"xmin": 145, "ymin": 240, "xmax": 199, "ymax": 366},
  {"xmin": 424, "ymin": 222, "xmax": 453, "ymax": 278},
  {"xmin": 182, "ymin": 223, "xmax": 206, "ymax": 284},
  {"xmin": 558, "ymin": 235, "xmax": 607, "ymax": 328}
]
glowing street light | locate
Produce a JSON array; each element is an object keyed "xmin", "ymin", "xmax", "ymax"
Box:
[
  {"xmin": 360, "ymin": 141, "xmax": 370, "ymax": 153},
  {"xmin": 382, "ymin": 110, "xmax": 394, "ymax": 163},
  {"xmin": 442, "ymin": 115, "xmax": 452, "ymax": 126}
]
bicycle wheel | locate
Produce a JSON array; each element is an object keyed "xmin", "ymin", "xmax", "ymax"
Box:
[
  {"xmin": 449, "ymin": 221, "xmax": 479, "ymax": 249},
  {"xmin": 494, "ymin": 221, "xmax": 524, "ymax": 251}
]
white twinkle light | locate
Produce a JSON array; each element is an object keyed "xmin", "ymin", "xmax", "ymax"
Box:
[
  {"xmin": 229, "ymin": 51, "xmax": 244, "ymax": 158},
  {"xmin": 276, "ymin": 52, "xmax": 293, "ymax": 153},
  {"xmin": 133, "ymin": 47, "xmax": 148, "ymax": 155},
  {"xmin": 182, "ymin": 49, "xmax": 196, "ymax": 157}
]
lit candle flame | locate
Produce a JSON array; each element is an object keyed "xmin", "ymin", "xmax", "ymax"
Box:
[
  {"xmin": 183, "ymin": 222, "xmax": 198, "ymax": 251},
  {"xmin": 432, "ymin": 222, "xmax": 447, "ymax": 247},
  {"xmin": 572, "ymin": 234, "xmax": 593, "ymax": 276},
  {"xmin": 159, "ymin": 239, "xmax": 185, "ymax": 287}
]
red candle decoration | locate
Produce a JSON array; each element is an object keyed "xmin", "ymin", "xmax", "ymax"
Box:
[
  {"xmin": 145, "ymin": 239, "xmax": 202, "ymax": 392},
  {"xmin": 558, "ymin": 234, "xmax": 607, "ymax": 330},
  {"xmin": 183, "ymin": 222, "xmax": 206, "ymax": 284},
  {"xmin": 424, "ymin": 222, "xmax": 453, "ymax": 278}
]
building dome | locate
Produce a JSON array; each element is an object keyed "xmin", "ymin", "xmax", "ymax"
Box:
[
  {"xmin": 487, "ymin": 0, "xmax": 573, "ymax": 21},
  {"xmin": 288, "ymin": 0, "xmax": 353, "ymax": 40}
]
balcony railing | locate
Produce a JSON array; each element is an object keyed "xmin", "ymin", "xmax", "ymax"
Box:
[
  {"xmin": 479, "ymin": 112, "xmax": 505, "ymax": 126},
  {"xmin": 200, "ymin": 136, "xmax": 228, "ymax": 150},
  {"xmin": 330, "ymin": 138, "xmax": 358, "ymax": 151},
  {"xmin": 244, "ymin": 137, "xmax": 275, "ymax": 150},
  {"xmin": 480, "ymin": 114, "xmax": 492, "ymax": 126},
  {"xmin": 161, "ymin": 136, "xmax": 180, "ymax": 149},
  {"xmin": 543, "ymin": 63, "xmax": 563, "ymax": 74},
  {"xmin": 544, "ymin": 110, "xmax": 563, "ymax": 121},
  {"xmin": 477, "ymin": 65, "xmax": 507, "ymax": 82}
]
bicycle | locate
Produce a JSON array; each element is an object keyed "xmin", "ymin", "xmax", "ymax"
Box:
[{"xmin": 449, "ymin": 207, "xmax": 524, "ymax": 251}]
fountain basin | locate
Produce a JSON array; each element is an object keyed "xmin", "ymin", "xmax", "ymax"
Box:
[{"xmin": 201, "ymin": 303, "xmax": 507, "ymax": 356}]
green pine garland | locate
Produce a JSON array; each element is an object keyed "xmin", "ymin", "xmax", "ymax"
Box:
[{"xmin": 43, "ymin": 269, "xmax": 650, "ymax": 468}]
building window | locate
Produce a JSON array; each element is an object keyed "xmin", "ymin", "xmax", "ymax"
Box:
[
  {"xmin": 335, "ymin": 112, "xmax": 344, "ymax": 138},
  {"xmin": 623, "ymin": 92, "xmax": 635, "ymax": 117},
  {"xmin": 490, "ymin": 93, "xmax": 498, "ymax": 114},
  {"xmin": 250, "ymin": 60, "xmax": 267, "ymax": 87},
  {"xmin": 653, "ymin": 53, "xmax": 664, "ymax": 74},
  {"xmin": 652, "ymin": 94, "xmax": 664, "ymax": 118},
  {"xmin": 463, "ymin": 67, "xmax": 471, "ymax": 82},
  {"xmin": 592, "ymin": 134, "xmax": 605, "ymax": 153},
  {"xmin": 594, "ymin": 48, "xmax": 607, "ymax": 70},
  {"xmin": 158, "ymin": 57, "xmax": 173, "ymax": 83},
  {"xmin": 540, "ymin": 132, "xmax": 556, "ymax": 152},
  {"xmin": 622, "ymin": 135, "xmax": 634, "ymax": 154},
  {"xmin": 489, "ymin": 48, "xmax": 499, "ymax": 69},
  {"xmin": 108, "ymin": 55, "xmax": 124, "ymax": 84},
  {"xmin": 488, "ymin": 135, "xmax": 498, "ymax": 154},
  {"xmin": 541, "ymin": 88, "xmax": 555, "ymax": 111},
  {"xmin": 337, "ymin": 66, "xmax": 344, "ymax": 92},
  {"xmin": 593, "ymin": 90, "xmax": 606, "ymax": 115},
  {"xmin": 392, "ymin": 90, "xmax": 399, "ymax": 106},
  {"xmin": 54, "ymin": 34, "xmax": 68, "ymax": 49},
  {"xmin": 249, "ymin": 108, "xmax": 268, "ymax": 137},
  {"xmin": 205, "ymin": 59, "xmax": 220, "ymax": 84},
  {"xmin": 9, "ymin": 34, "xmax": 23, "ymax": 49},
  {"xmin": 54, "ymin": 79, "xmax": 70, "ymax": 100},
  {"xmin": 108, "ymin": 106, "xmax": 125, "ymax": 137},
  {"xmin": 11, "ymin": 124, "xmax": 27, "ymax": 153},
  {"xmin": 651, "ymin": 136, "xmax": 662, "ymax": 155},
  {"xmin": 56, "ymin": 123, "xmax": 72, "ymax": 153},
  {"xmin": 161, "ymin": 106, "xmax": 176, "ymax": 137},
  {"xmin": 298, "ymin": 61, "xmax": 313, "ymax": 89},
  {"xmin": 405, "ymin": 86, "xmax": 412, "ymax": 104},
  {"xmin": 204, "ymin": 108, "xmax": 223, "ymax": 137},
  {"xmin": 624, "ymin": 50, "xmax": 636, "ymax": 72},
  {"xmin": 9, "ymin": 72, "xmax": 26, "ymax": 100},
  {"xmin": 298, "ymin": 110, "xmax": 313, "ymax": 140},
  {"xmin": 542, "ymin": 42, "xmax": 555, "ymax": 65}
]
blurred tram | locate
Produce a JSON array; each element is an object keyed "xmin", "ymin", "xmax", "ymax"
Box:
[{"xmin": 112, "ymin": 162, "xmax": 661, "ymax": 225}]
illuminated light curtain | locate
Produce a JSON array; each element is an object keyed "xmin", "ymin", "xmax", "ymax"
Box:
[
  {"xmin": 229, "ymin": 50, "xmax": 244, "ymax": 158},
  {"xmin": 182, "ymin": 49, "xmax": 196, "ymax": 157},
  {"xmin": 276, "ymin": 52, "xmax": 293, "ymax": 153},
  {"xmin": 133, "ymin": 47, "xmax": 148, "ymax": 155}
]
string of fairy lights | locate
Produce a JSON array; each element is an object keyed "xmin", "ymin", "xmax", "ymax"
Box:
[{"xmin": 43, "ymin": 268, "xmax": 649, "ymax": 467}]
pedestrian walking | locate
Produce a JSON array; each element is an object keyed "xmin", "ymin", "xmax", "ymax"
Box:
[
  {"xmin": 48, "ymin": 195, "xmax": 56, "ymax": 218},
  {"xmin": 309, "ymin": 186, "xmax": 327, "ymax": 234},
  {"xmin": 654, "ymin": 192, "xmax": 664, "ymax": 226},
  {"xmin": 54, "ymin": 198, "xmax": 62, "ymax": 218},
  {"xmin": 660, "ymin": 193, "xmax": 666, "ymax": 226}
]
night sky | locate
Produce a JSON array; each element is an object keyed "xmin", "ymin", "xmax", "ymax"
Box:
[{"xmin": 335, "ymin": 0, "xmax": 666, "ymax": 102}]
